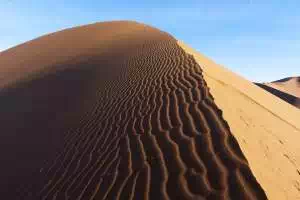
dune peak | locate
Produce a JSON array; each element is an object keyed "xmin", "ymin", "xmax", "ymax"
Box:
[{"xmin": 3, "ymin": 21, "xmax": 299, "ymax": 199}]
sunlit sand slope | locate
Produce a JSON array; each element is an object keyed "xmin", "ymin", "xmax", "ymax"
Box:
[
  {"xmin": 179, "ymin": 41, "xmax": 300, "ymax": 200},
  {"xmin": 0, "ymin": 21, "xmax": 266, "ymax": 199}
]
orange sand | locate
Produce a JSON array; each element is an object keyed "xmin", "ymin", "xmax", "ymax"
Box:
[
  {"xmin": 179, "ymin": 41, "xmax": 300, "ymax": 200},
  {"xmin": 0, "ymin": 21, "xmax": 272, "ymax": 199}
]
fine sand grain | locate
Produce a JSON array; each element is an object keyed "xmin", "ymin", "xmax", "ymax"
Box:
[
  {"xmin": 179, "ymin": 41, "xmax": 300, "ymax": 200},
  {"xmin": 0, "ymin": 21, "xmax": 267, "ymax": 199}
]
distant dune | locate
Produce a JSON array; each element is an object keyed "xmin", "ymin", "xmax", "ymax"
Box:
[
  {"xmin": 270, "ymin": 77, "xmax": 300, "ymax": 97},
  {"xmin": 0, "ymin": 21, "xmax": 298, "ymax": 199},
  {"xmin": 255, "ymin": 77, "xmax": 300, "ymax": 109}
]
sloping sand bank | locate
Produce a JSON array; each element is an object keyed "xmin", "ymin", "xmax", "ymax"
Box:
[
  {"xmin": 0, "ymin": 21, "xmax": 267, "ymax": 199},
  {"xmin": 179, "ymin": 41, "xmax": 300, "ymax": 200}
]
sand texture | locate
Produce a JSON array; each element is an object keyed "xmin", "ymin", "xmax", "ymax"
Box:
[
  {"xmin": 0, "ymin": 21, "xmax": 267, "ymax": 199},
  {"xmin": 179, "ymin": 41, "xmax": 300, "ymax": 200}
]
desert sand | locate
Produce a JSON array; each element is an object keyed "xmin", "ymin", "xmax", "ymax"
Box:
[
  {"xmin": 267, "ymin": 77, "xmax": 300, "ymax": 98},
  {"xmin": 255, "ymin": 77, "xmax": 300, "ymax": 109},
  {"xmin": 179, "ymin": 41, "xmax": 300, "ymax": 200},
  {"xmin": 0, "ymin": 21, "xmax": 297, "ymax": 199}
]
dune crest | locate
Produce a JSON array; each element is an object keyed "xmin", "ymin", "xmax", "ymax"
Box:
[
  {"xmin": 178, "ymin": 41, "xmax": 300, "ymax": 200},
  {"xmin": 0, "ymin": 21, "xmax": 267, "ymax": 199}
]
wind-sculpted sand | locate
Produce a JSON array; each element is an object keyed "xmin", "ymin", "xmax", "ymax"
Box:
[
  {"xmin": 0, "ymin": 21, "xmax": 267, "ymax": 199},
  {"xmin": 179, "ymin": 41, "xmax": 300, "ymax": 200}
]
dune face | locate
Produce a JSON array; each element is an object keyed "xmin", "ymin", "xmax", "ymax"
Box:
[
  {"xmin": 179, "ymin": 42, "xmax": 300, "ymax": 200},
  {"xmin": 255, "ymin": 77, "xmax": 300, "ymax": 109},
  {"xmin": 0, "ymin": 21, "xmax": 267, "ymax": 199}
]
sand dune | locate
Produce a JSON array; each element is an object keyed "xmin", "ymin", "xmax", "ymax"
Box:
[
  {"xmin": 255, "ymin": 83, "xmax": 300, "ymax": 109},
  {"xmin": 269, "ymin": 77, "xmax": 300, "ymax": 98},
  {"xmin": 179, "ymin": 42, "xmax": 300, "ymax": 200},
  {"xmin": 0, "ymin": 21, "xmax": 282, "ymax": 199},
  {"xmin": 255, "ymin": 77, "xmax": 300, "ymax": 109}
]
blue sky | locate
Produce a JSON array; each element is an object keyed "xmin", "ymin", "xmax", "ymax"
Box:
[{"xmin": 1, "ymin": 0, "xmax": 299, "ymax": 82}]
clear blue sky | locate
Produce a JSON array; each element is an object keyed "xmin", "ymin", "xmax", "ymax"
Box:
[{"xmin": 1, "ymin": 0, "xmax": 299, "ymax": 82}]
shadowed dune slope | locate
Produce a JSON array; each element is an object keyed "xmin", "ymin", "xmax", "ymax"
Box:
[
  {"xmin": 0, "ymin": 21, "xmax": 267, "ymax": 199},
  {"xmin": 179, "ymin": 41, "xmax": 300, "ymax": 200}
]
